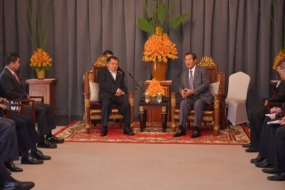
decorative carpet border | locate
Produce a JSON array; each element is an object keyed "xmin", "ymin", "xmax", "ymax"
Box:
[{"xmin": 54, "ymin": 121, "xmax": 250, "ymax": 145}]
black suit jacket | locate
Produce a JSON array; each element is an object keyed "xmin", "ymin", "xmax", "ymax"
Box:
[
  {"xmin": 268, "ymin": 80, "xmax": 285, "ymax": 102},
  {"xmin": 0, "ymin": 68, "xmax": 28, "ymax": 99},
  {"xmin": 97, "ymin": 68, "xmax": 128, "ymax": 101}
]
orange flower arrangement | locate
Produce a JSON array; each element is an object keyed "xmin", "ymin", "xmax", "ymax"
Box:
[
  {"xmin": 30, "ymin": 48, "xmax": 52, "ymax": 71},
  {"xmin": 145, "ymin": 79, "xmax": 166, "ymax": 97},
  {"xmin": 273, "ymin": 49, "xmax": 285, "ymax": 70},
  {"xmin": 142, "ymin": 27, "xmax": 178, "ymax": 63}
]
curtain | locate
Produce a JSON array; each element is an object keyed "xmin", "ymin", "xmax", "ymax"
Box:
[{"xmin": 0, "ymin": 0, "xmax": 284, "ymax": 117}]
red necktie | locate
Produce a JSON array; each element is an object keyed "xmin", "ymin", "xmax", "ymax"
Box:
[{"xmin": 14, "ymin": 73, "xmax": 20, "ymax": 84}]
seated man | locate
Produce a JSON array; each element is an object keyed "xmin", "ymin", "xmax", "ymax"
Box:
[
  {"xmin": 243, "ymin": 59, "xmax": 285, "ymax": 152},
  {"xmin": 98, "ymin": 56, "xmax": 134, "ymax": 136},
  {"xmin": 173, "ymin": 53, "xmax": 213, "ymax": 138},
  {"xmin": 0, "ymin": 53, "xmax": 64, "ymax": 149},
  {"xmin": 102, "ymin": 50, "xmax": 125, "ymax": 78},
  {"xmin": 0, "ymin": 157, "xmax": 35, "ymax": 190}
]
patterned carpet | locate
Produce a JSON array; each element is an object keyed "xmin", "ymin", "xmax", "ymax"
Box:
[{"xmin": 54, "ymin": 121, "xmax": 250, "ymax": 145}]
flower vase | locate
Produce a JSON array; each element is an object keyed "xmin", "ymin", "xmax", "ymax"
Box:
[
  {"xmin": 35, "ymin": 69, "xmax": 45, "ymax": 80},
  {"xmin": 150, "ymin": 61, "xmax": 168, "ymax": 81}
]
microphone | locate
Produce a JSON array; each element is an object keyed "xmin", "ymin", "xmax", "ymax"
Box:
[
  {"xmin": 128, "ymin": 73, "xmax": 145, "ymax": 93},
  {"xmin": 172, "ymin": 71, "xmax": 182, "ymax": 83}
]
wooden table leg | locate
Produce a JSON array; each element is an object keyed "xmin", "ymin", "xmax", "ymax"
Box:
[
  {"xmin": 161, "ymin": 106, "xmax": 167, "ymax": 132},
  {"xmin": 139, "ymin": 106, "xmax": 145, "ymax": 132}
]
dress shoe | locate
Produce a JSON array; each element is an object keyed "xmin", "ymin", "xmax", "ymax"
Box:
[
  {"xmin": 191, "ymin": 128, "xmax": 201, "ymax": 138},
  {"xmin": 242, "ymin": 143, "xmax": 252, "ymax": 148},
  {"xmin": 21, "ymin": 155, "xmax": 43, "ymax": 165},
  {"xmin": 46, "ymin": 135, "xmax": 64, "ymax": 144},
  {"xmin": 3, "ymin": 181, "xmax": 35, "ymax": 190},
  {"xmin": 123, "ymin": 127, "xmax": 134, "ymax": 136},
  {"xmin": 31, "ymin": 150, "xmax": 51, "ymax": 160},
  {"xmin": 255, "ymin": 159, "xmax": 274, "ymax": 168},
  {"xmin": 262, "ymin": 168, "xmax": 278, "ymax": 174},
  {"xmin": 173, "ymin": 126, "xmax": 186, "ymax": 137},
  {"xmin": 250, "ymin": 153, "xmax": 265, "ymax": 164},
  {"xmin": 245, "ymin": 147, "xmax": 257, "ymax": 153},
  {"xmin": 267, "ymin": 173, "xmax": 285, "ymax": 181},
  {"xmin": 37, "ymin": 140, "xmax": 57, "ymax": 149},
  {"xmin": 4, "ymin": 161, "xmax": 23, "ymax": 172},
  {"xmin": 100, "ymin": 127, "xmax": 108, "ymax": 136}
]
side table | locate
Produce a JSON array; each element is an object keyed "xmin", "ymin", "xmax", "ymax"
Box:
[{"xmin": 138, "ymin": 99, "xmax": 168, "ymax": 132}]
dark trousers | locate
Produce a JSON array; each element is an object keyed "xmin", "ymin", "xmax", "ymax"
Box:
[
  {"xmin": 11, "ymin": 112, "xmax": 40, "ymax": 151},
  {"xmin": 0, "ymin": 118, "xmax": 18, "ymax": 162},
  {"xmin": 274, "ymin": 126, "xmax": 285, "ymax": 173},
  {"xmin": 100, "ymin": 95, "xmax": 130, "ymax": 128},
  {"xmin": 249, "ymin": 105, "xmax": 266, "ymax": 150},
  {"xmin": 0, "ymin": 158, "xmax": 15, "ymax": 184}
]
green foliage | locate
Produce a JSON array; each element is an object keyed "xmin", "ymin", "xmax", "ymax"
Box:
[{"xmin": 138, "ymin": 0, "xmax": 190, "ymax": 34}]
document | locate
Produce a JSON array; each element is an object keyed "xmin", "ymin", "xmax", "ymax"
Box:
[
  {"xmin": 265, "ymin": 114, "xmax": 271, "ymax": 117},
  {"xmin": 267, "ymin": 120, "xmax": 281, "ymax": 125}
]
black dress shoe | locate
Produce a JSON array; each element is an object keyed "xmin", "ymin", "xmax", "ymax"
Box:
[
  {"xmin": 4, "ymin": 161, "xmax": 23, "ymax": 172},
  {"xmin": 255, "ymin": 159, "xmax": 274, "ymax": 168},
  {"xmin": 4, "ymin": 181, "xmax": 35, "ymax": 190},
  {"xmin": 262, "ymin": 168, "xmax": 278, "ymax": 174},
  {"xmin": 191, "ymin": 128, "xmax": 201, "ymax": 138},
  {"xmin": 250, "ymin": 153, "xmax": 265, "ymax": 164},
  {"xmin": 245, "ymin": 147, "xmax": 258, "ymax": 153},
  {"xmin": 21, "ymin": 155, "xmax": 43, "ymax": 165},
  {"xmin": 37, "ymin": 140, "xmax": 57, "ymax": 149},
  {"xmin": 173, "ymin": 128, "xmax": 186, "ymax": 137},
  {"xmin": 123, "ymin": 127, "xmax": 134, "ymax": 136},
  {"xmin": 242, "ymin": 143, "xmax": 252, "ymax": 148},
  {"xmin": 267, "ymin": 173, "xmax": 285, "ymax": 181},
  {"xmin": 100, "ymin": 128, "xmax": 108, "ymax": 136},
  {"xmin": 46, "ymin": 135, "xmax": 64, "ymax": 144},
  {"xmin": 31, "ymin": 150, "xmax": 51, "ymax": 160}
]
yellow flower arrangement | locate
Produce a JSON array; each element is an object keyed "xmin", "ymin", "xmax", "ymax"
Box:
[
  {"xmin": 30, "ymin": 48, "xmax": 52, "ymax": 71},
  {"xmin": 145, "ymin": 79, "xmax": 166, "ymax": 97},
  {"xmin": 273, "ymin": 49, "xmax": 285, "ymax": 70},
  {"xmin": 142, "ymin": 27, "xmax": 178, "ymax": 63}
]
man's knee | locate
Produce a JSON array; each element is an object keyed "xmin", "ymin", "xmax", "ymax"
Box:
[{"xmin": 276, "ymin": 127, "xmax": 285, "ymax": 138}]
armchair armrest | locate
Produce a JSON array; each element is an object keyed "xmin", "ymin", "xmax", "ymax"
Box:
[
  {"xmin": 30, "ymin": 96, "xmax": 44, "ymax": 103},
  {"xmin": 8, "ymin": 99, "xmax": 36, "ymax": 124}
]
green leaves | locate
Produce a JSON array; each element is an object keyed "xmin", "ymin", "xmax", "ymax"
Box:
[
  {"xmin": 137, "ymin": 17, "xmax": 152, "ymax": 32},
  {"xmin": 157, "ymin": 4, "xmax": 166, "ymax": 25},
  {"xmin": 171, "ymin": 13, "xmax": 190, "ymax": 29}
]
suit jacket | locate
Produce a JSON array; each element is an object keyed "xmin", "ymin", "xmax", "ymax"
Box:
[
  {"xmin": 267, "ymin": 80, "xmax": 285, "ymax": 102},
  {"xmin": 179, "ymin": 65, "xmax": 213, "ymax": 105},
  {"xmin": 98, "ymin": 68, "xmax": 128, "ymax": 101},
  {"xmin": 0, "ymin": 68, "xmax": 28, "ymax": 99}
]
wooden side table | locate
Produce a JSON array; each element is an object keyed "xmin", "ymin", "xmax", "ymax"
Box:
[
  {"xmin": 138, "ymin": 99, "xmax": 168, "ymax": 132},
  {"xmin": 26, "ymin": 79, "xmax": 57, "ymax": 114},
  {"xmin": 144, "ymin": 80, "xmax": 172, "ymax": 122}
]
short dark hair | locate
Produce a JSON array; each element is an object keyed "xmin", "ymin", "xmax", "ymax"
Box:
[
  {"xmin": 184, "ymin": 52, "xmax": 197, "ymax": 60},
  {"xmin": 103, "ymin": 50, "xmax": 113, "ymax": 56},
  {"xmin": 277, "ymin": 58, "xmax": 285, "ymax": 69},
  {"xmin": 5, "ymin": 53, "xmax": 20, "ymax": 66},
  {"xmin": 107, "ymin": 56, "xmax": 119, "ymax": 63}
]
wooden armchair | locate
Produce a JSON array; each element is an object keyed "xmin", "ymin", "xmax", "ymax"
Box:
[
  {"xmin": 84, "ymin": 55, "xmax": 134, "ymax": 134},
  {"xmin": 171, "ymin": 56, "xmax": 226, "ymax": 136}
]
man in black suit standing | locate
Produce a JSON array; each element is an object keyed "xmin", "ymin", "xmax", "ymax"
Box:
[
  {"xmin": 98, "ymin": 56, "xmax": 134, "ymax": 136},
  {"xmin": 173, "ymin": 53, "xmax": 213, "ymax": 138},
  {"xmin": 0, "ymin": 53, "xmax": 63, "ymax": 149}
]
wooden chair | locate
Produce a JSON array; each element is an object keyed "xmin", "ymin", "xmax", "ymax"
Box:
[
  {"xmin": 83, "ymin": 55, "xmax": 134, "ymax": 134},
  {"xmin": 171, "ymin": 56, "xmax": 226, "ymax": 136}
]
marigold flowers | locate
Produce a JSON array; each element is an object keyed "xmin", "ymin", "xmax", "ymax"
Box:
[
  {"xmin": 145, "ymin": 79, "xmax": 166, "ymax": 97},
  {"xmin": 30, "ymin": 48, "xmax": 52, "ymax": 71},
  {"xmin": 142, "ymin": 27, "xmax": 178, "ymax": 63},
  {"xmin": 273, "ymin": 49, "xmax": 285, "ymax": 70}
]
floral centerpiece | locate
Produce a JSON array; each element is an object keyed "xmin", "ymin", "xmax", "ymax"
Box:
[
  {"xmin": 30, "ymin": 48, "xmax": 52, "ymax": 79},
  {"xmin": 145, "ymin": 79, "xmax": 166, "ymax": 98}
]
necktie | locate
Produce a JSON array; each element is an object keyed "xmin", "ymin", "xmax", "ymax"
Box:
[
  {"xmin": 14, "ymin": 73, "xmax": 20, "ymax": 84},
  {"xmin": 189, "ymin": 70, "xmax": 193, "ymax": 89}
]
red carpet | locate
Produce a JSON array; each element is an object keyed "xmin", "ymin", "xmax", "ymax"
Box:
[{"xmin": 54, "ymin": 121, "xmax": 250, "ymax": 145}]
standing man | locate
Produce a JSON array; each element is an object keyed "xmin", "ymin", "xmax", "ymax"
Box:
[
  {"xmin": 98, "ymin": 56, "xmax": 134, "ymax": 136},
  {"xmin": 173, "ymin": 53, "xmax": 213, "ymax": 138},
  {"xmin": 0, "ymin": 53, "xmax": 64, "ymax": 149}
]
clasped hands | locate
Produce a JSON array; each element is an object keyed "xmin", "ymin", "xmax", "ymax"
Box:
[
  {"xmin": 180, "ymin": 88, "xmax": 194, "ymax": 99},
  {"xmin": 0, "ymin": 97, "xmax": 8, "ymax": 110},
  {"xmin": 115, "ymin": 88, "xmax": 124, "ymax": 96}
]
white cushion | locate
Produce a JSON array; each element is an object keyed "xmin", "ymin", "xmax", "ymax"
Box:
[
  {"xmin": 89, "ymin": 82, "xmax": 99, "ymax": 101},
  {"xmin": 209, "ymin": 82, "xmax": 220, "ymax": 96}
]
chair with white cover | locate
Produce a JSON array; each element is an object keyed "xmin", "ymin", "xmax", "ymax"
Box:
[{"xmin": 226, "ymin": 72, "xmax": 250, "ymax": 126}]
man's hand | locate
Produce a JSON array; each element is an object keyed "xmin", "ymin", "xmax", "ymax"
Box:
[
  {"xmin": 269, "ymin": 113, "xmax": 277, "ymax": 120},
  {"xmin": 0, "ymin": 104, "xmax": 7, "ymax": 110},
  {"xmin": 181, "ymin": 88, "xmax": 194, "ymax": 99},
  {"xmin": 115, "ymin": 88, "xmax": 123, "ymax": 96},
  {"xmin": 270, "ymin": 107, "xmax": 282, "ymax": 114}
]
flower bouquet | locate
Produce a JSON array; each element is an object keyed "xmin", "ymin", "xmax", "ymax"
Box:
[
  {"xmin": 30, "ymin": 48, "xmax": 52, "ymax": 79},
  {"xmin": 145, "ymin": 79, "xmax": 166, "ymax": 98}
]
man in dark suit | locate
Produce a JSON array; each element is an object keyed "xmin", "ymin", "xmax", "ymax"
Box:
[
  {"xmin": 173, "ymin": 53, "xmax": 213, "ymax": 138},
  {"xmin": 243, "ymin": 59, "xmax": 285, "ymax": 152},
  {"xmin": 98, "ymin": 56, "xmax": 134, "ymax": 136},
  {"xmin": 0, "ymin": 53, "xmax": 64, "ymax": 149}
]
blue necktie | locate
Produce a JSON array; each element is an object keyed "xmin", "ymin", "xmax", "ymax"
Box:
[{"xmin": 189, "ymin": 70, "xmax": 193, "ymax": 89}]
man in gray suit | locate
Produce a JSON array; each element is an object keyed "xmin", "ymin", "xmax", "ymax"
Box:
[{"xmin": 173, "ymin": 53, "xmax": 213, "ymax": 138}]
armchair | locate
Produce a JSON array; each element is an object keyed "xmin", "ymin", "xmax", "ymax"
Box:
[{"xmin": 171, "ymin": 56, "xmax": 226, "ymax": 136}]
